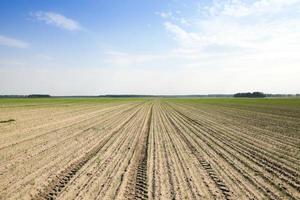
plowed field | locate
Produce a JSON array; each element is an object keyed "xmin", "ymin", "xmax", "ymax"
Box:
[{"xmin": 0, "ymin": 98, "xmax": 299, "ymax": 200}]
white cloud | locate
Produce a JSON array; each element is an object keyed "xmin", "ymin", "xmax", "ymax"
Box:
[
  {"xmin": 158, "ymin": 0, "xmax": 300, "ymax": 93},
  {"xmin": 0, "ymin": 35, "xmax": 29, "ymax": 48},
  {"xmin": 158, "ymin": 10, "xmax": 191, "ymax": 26},
  {"xmin": 204, "ymin": 0, "xmax": 300, "ymax": 17},
  {"xmin": 33, "ymin": 11, "xmax": 81, "ymax": 31},
  {"xmin": 1, "ymin": 1, "xmax": 300, "ymax": 95},
  {"xmin": 165, "ymin": 0, "xmax": 300, "ymax": 57},
  {"xmin": 164, "ymin": 22, "xmax": 200, "ymax": 46}
]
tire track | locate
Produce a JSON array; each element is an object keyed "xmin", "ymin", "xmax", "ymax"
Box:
[
  {"xmin": 33, "ymin": 104, "xmax": 143, "ymax": 200},
  {"xmin": 162, "ymin": 103, "xmax": 232, "ymax": 199},
  {"xmin": 154, "ymin": 105, "xmax": 178, "ymax": 199},
  {"xmin": 1, "ymin": 104, "xmax": 142, "ymax": 198},
  {"xmin": 71, "ymin": 104, "xmax": 150, "ymax": 199},
  {"xmin": 123, "ymin": 104, "xmax": 153, "ymax": 200},
  {"xmin": 156, "ymin": 103, "xmax": 202, "ymax": 199},
  {"xmin": 133, "ymin": 105, "xmax": 152, "ymax": 200},
  {"xmin": 171, "ymin": 103, "xmax": 300, "ymax": 197},
  {"xmin": 168, "ymin": 102, "xmax": 299, "ymax": 199},
  {"xmin": 2, "ymin": 99, "xmax": 299, "ymax": 200},
  {"xmin": 167, "ymin": 103, "xmax": 281, "ymax": 199},
  {"xmin": 174, "ymin": 103, "xmax": 300, "ymax": 169}
]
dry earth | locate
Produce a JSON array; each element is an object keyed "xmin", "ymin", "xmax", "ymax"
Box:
[{"xmin": 0, "ymin": 99, "xmax": 299, "ymax": 200}]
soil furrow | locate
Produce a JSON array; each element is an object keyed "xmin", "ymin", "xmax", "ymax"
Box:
[
  {"xmin": 1, "ymin": 98, "xmax": 299, "ymax": 200},
  {"xmin": 33, "ymin": 104, "xmax": 143, "ymax": 200},
  {"xmin": 163, "ymin": 104, "xmax": 232, "ymax": 199},
  {"xmin": 122, "ymin": 104, "xmax": 153, "ymax": 200}
]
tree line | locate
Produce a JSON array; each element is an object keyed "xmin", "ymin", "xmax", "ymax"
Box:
[{"xmin": 233, "ymin": 92, "xmax": 266, "ymax": 98}]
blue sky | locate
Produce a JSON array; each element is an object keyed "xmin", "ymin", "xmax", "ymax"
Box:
[{"xmin": 1, "ymin": 0, "xmax": 300, "ymax": 95}]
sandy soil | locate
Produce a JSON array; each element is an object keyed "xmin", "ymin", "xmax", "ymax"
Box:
[{"xmin": 0, "ymin": 99, "xmax": 299, "ymax": 200}]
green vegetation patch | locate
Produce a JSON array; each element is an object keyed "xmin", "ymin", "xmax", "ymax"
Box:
[{"xmin": 0, "ymin": 97, "xmax": 149, "ymax": 108}]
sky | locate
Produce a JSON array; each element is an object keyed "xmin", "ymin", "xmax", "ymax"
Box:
[{"xmin": 0, "ymin": 0, "xmax": 300, "ymax": 95}]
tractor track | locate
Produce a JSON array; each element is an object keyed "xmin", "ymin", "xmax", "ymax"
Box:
[
  {"xmin": 123, "ymin": 104, "xmax": 153, "ymax": 200},
  {"xmin": 162, "ymin": 104, "xmax": 232, "ymax": 200},
  {"xmin": 33, "ymin": 104, "xmax": 144, "ymax": 200},
  {"xmin": 171, "ymin": 103, "xmax": 300, "ymax": 196},
  {"xmin": 1, "ymin": 99, "xmax": 299, "ymax": 200}
]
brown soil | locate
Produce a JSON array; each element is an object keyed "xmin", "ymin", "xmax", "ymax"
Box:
[{"xmin": 0, "ymin": 99, "xmax": 299, "ymax": 200}]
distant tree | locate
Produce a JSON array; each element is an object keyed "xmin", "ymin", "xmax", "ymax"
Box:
[
  {"xmin": 28, "ymin": 94, "xmax": 51, "ymax": 98},
  {"xmin": 252, "ymin": 92, "xmax": 266, "ymax": 98},
  {"xmin": 0, "ymin": 95, "xmax": 26, "ymax": 98},
  {"xmin": 234, "ymin": 92, "xmax": 266, "ymax": 98}
]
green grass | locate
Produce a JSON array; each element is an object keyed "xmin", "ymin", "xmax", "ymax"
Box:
[
  {"xmin": 0, "ymin": 97, "xmax": 149, "ymax": 107},
  {"xmin": 1, "ymin": 97, "xmax": 299, "ymax": 109}
]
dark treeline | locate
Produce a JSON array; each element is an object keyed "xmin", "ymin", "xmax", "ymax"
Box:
[
  {"xmin": 234, "ymin": 92, "xmax": 266, "ymax": 98},
  {"xmin": 28, "ymin": 94, "xmax": 51, "ymax": 98},
  {"xmin": 0, "ymin": 94, "xmax": 51, "ymax": 98},
  {"xmin": 266, "ymin": 94, "xmax": 298, "ymax": 97},
  {"xmin": 0, "ymin": 95, "xmax": 27, "ymax": 98},
  {"xmin": 0, "ymin": 93, "xmax": 299, "ymax": 98}
]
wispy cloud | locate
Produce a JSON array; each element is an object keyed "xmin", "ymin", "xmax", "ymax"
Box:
[
  {"xmin": 204, "ymin": 0, "xmax": 300, "ymax": 17},
  {"xmin": 164, "ymin": 22, "xmax": 200, "ymax": 46},
  {"xmin": 153, "ymin": 0, "xmax": 300, "ymax": 93},
  {"xmin": 157, "ymin": 11, "xmax": 190, "ymax": 26},
  {"xmin": 163, "ymin": 0, "xmax": 300, "ymax": 58},
  {"xmin": 33, "ymin": 11, "xmax": 81, "ymax": 31},
  {"xmin": 0, "ymin": 35, "xmax": 29, "ymax": 48}
]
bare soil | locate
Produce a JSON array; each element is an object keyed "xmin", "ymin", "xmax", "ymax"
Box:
[{"xmin": 0, "ymin": 99, "xmax": 299, "ymax": 200}]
